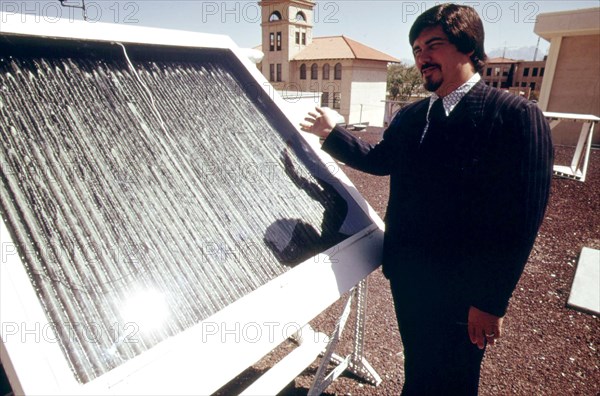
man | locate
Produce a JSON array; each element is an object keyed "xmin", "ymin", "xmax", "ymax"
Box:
[{"xmin": 300, "ymin": 4, "xmax": 553, "ymax": 395}]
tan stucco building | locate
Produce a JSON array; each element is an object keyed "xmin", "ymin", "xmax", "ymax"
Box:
[
  {"xmin": 534, "ymin": 7, "xmax": 600, "ymax": 145},
  {"xmin": 258, "ymin": 0, "xmax": 399, "ymax": 127}
]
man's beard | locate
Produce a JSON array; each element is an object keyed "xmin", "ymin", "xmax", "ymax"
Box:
[
  {"xmin": 421, "ymin": 63, "xmax": 443, "ymax": 92},
  {"xmin": 423, "ymin": 75, "xmax": 443, "ymax": 92}
]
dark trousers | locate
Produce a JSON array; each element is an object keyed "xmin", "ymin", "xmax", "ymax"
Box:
[{"xmin": 390, "ymin": 276, "xmax": 486, "ymax": 396}]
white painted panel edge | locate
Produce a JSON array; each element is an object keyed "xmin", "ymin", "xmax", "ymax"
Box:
[{"xmin": 0, "ymin": 11, "xmax": 236, "ymax": 50}]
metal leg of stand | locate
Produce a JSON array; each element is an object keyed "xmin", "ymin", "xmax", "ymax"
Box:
[
  {"xmin": 547, "ymin": 113, "xmax": 598, "ymax": 182},
  {"xmin": 578, "ymin": 122, "xmax": 595, "ymax": 182},
  {"xmin": 347, "ymin": 279, "xmax": 382, "ymax": 386},
  {"xmin": 308, "ymin": 279, "xmax": 382, "ymax": 396}
]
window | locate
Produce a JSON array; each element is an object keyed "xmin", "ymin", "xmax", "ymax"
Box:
[
  {"xmin": 300, "ymin": 64, "xmax": 307, "ymax": 80},
  {"xmin": 321, "ymin": 92, "xmax": 329, "ymax": 107},
  {"xmin": 532, "ymin": 67, "xmax": 538, "ymax": 77},
  {"xmin": 540, "ymin": 68, "xmax": 545, "ymax": 77},
  {"xmin": 323, "ymin": 64, "xmax": 330, "ymax": 80},
  {"xmin": 521, "ymin": 82, "xmax": 527, "ymax": 87},
  {"xmin": 523, "ymin": 67, "xmax": 530, "ymax": 77},
  {"xmin": 302, "ymin": 33, "xmax": 306, "ymax": 45},
  {"xmin": 295, "ymin": 32, "xmax": 300, "ymax": 45},
  {"xmin": 334, "ymin": 63, "xmax": 342, "ymax": 80},
  {"xmin": 311, "ymin": 63, "xmax": 318, "ymax": 80},
  {"xmin": 296, "ymin": 12, "xmax": 306, "ymax": 22},
  {"xmin": 269, "ymin": 33, "xmax": 274, "ymax": 52},
  {"xmin": 494, "ymin": 67, "xmax": 501, "ymax": 77},
  {"xmin": 502, "ymin": 68, "xmax": 508, "ymax": 77},
  {"xmin": 486, "ymin": 68, "xmax": 492, "ymax": 76},
  {"xmin": 269, "ymin": 64, "xmax": 275, "ymax": 82},
  {"xmin": 276, "ymin": 64, "xmax": 282, "ymax": 82},
  {"xmin": 492, "ymin": 81, "xmax": 498, "ymax": 87},
  {"xmin": 269, "ymin": 11, "xmax": 282, "ymax": 22},
  {"xmin": 332, "ymin": 92, "xmax": 341, "ymax": 109},
  {"xmin": 276, "ymin": 32, "xmax": 282, "ymax": 51},
  {"xmin": 530, "ymin": 82, "xmax": 536, "ymax": 90}
]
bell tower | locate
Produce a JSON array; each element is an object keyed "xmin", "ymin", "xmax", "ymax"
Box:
[{"xmin": 259, "ymin": 0, "xmax": 315, "ymax": 87}]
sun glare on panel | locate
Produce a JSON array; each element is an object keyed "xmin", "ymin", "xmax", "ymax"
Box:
[{"xmin": 120, "ymin": 288, "xmax": 170, "ymax": 334}]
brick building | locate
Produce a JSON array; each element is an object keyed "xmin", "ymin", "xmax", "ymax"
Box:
[{"xmin": 482, "ymin": 57, "xmax": 546, "ymax": 99}]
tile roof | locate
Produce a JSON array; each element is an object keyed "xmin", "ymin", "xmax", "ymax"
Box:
[{"xmin": 293, "ymin": 35, "xmax": 400, "ymax": 62}]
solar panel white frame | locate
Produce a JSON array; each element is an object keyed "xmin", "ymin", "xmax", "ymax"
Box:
[{"xmin": 0, "ymin": 12, "xmax": 384, "ymax": 395}]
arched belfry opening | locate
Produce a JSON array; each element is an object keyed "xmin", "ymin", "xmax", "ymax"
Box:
[{"xmin": 260, "ymin": 0, "xmax": 315, "ymax": 86}]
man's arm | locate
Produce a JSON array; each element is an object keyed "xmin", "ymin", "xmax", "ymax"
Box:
[
  {"xmin": 467, "ymin": 100, "xmax": 553, "ymax": 348},
  {"xmin": 300, "ymin": 107, "xmax": 400, "ymax": 176}
]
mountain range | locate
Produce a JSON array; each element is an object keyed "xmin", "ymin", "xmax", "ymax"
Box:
[{"xmin": 487, "ymin": 45, "xmax": 549, "ymax": 61}]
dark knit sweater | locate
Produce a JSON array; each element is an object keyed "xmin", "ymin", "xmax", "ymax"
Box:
[{"xmin": 322, "ymin": 81, "xmax": 553, "ymax": 317}]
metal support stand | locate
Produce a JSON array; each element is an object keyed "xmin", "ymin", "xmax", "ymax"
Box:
[
  {"xmin": 308, "ymin": 279, "xmax": 382, "ymax": 395},
  {"xmin": 545, "ymin": 111, "xmax": 600, "ymax": 182}
]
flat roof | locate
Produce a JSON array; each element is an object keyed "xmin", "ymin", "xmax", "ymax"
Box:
[{"xmin": 535, "ymin": 7, "xmax": 600, "ymax": 39}]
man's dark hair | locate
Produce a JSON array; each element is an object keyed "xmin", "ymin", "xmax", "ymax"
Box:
[{"xmin": 409, "ymin": 3, "xmax": 488, "ymax": 73}]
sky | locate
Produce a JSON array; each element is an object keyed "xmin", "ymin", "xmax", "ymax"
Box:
[{"xmin": 3, "ymin": 1, "xmax": 599, "ymax": 63}]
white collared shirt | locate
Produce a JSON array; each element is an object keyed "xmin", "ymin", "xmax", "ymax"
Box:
[{"xmin": 421, "ymin": 73, "xmax": 481, "ymax": 142}]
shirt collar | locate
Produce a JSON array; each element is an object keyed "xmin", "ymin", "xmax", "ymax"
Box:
[{"xmin": 429, "ymin": 73, "xmax": 481, "ymax": 116}]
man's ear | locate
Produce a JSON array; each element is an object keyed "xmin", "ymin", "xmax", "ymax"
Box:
[{"xmin": 468, "ymin": 53, "xmax": 479, "ymax": 73}]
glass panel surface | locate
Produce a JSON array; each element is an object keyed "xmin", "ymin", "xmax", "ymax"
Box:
[{"xmin": 0, "ymin": 38, "xmax": 373, "ymax": 383}]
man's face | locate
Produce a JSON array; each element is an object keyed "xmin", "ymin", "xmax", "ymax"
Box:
[{"xmin": 412, "ymin": 25, "xmax": 474, "ymax": 96}]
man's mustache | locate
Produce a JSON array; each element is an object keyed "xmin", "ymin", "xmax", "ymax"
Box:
[{"xmin": 421, "ymin": 63, "xmax": 441, "ymax": 74}]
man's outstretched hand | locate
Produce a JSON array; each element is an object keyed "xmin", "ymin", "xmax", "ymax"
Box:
[{"xmin": 299, "ymin": 107, "xmax": 337, "ymax": 139}]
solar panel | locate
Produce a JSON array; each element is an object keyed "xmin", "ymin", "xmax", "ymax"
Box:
[{"xmin": 0, "ymin": 16, "xmax": 382, "ymax": 395}]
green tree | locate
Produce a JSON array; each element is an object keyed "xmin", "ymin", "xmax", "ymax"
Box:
[{"xmin": 387, "ymin": 63, "xmax": 423, "ymax": 101}]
